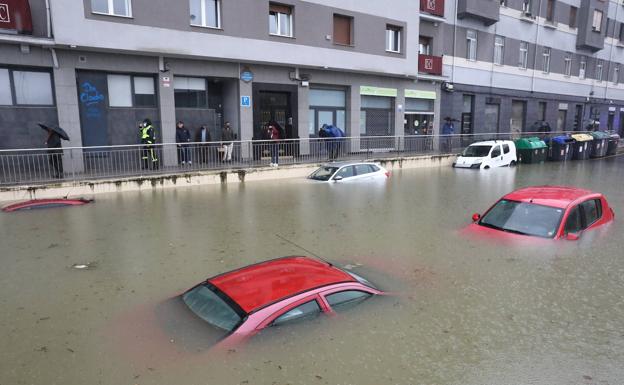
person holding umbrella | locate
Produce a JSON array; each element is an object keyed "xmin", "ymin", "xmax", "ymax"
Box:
[{"xmin": 39, "ymin": 123, "xmax": 69, "ymax": 179}]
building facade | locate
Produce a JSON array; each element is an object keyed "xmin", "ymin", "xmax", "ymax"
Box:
[{"xmin": 0, "ymin": 0, "xmax": 444, "ymax": 165}]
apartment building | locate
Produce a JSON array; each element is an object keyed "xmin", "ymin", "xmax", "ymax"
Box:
[
  {"xmin": 1, "ymin": 0, "xmax": 445, "ymax": 162},
  {"xmin": 431, "ymin": 0, "xmax": 624, "ymax": 135}
]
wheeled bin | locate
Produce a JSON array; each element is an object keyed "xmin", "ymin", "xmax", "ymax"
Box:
[
  {"xmin": 589, "ymin": 131, "xmax": 609, "ymax": 158},
  {"xmin": 570, "ymin": 133, "xmax": 593, "ymax": 160},
  {"xmin": 545, "ymin": 135, "xmax": 573, "ymax": 161},
  {"xmin": 606, "ymin": 133, "xmax": 620, "ymax": 156},
  {"xmin": 514, "ymin": 137, "xmax": 548, "ymax": 164}
]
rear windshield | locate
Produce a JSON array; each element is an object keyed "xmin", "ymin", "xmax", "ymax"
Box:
[
  {"xmin": 309, "ymin": 166, "xmax": 339, "ymax": 181},
  {"xmin": 479, "ymin": 199, "xmax": 564, "ymax": 238},
  {"xmin": 182, "ymin": 284, "xmax": 242, "ymax": 332},
  {"xmin": 462, "ymin": 145, "xmax": 491, "ymax": 157}
]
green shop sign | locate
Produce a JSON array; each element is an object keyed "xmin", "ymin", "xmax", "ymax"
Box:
[
  {"xmin": 405, "ymin": 89, "xmax": 436, "ymax": 99},
  {"xmin": 360, "ymin": 86, "xmax": 397, "ymax": 97}
]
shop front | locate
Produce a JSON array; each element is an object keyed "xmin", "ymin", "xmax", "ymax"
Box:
[
  {"xmin": 308, "ymin": 88, "xmax": 347, "ymax": 138},
  {"xmin": 404, "ymin": 89, "xmax": 436, "ymax": 151}
]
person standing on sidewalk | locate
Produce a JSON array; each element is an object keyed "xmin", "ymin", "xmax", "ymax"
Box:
[
  {"xmin": 442, "ymin": 117, "xmax": 455, "ymax": 153},
  {"xmin": 221, "ymin": 121, "xmax": 235, "ymax": 162},
  {"xmin": 45, "ymin": 129, "xmax": 64, "ymax": 178},
  {"xmin": 175, "ymin": 121, "xmax": 192, "ymax": 165},
  {"xmin": 269, "ymin": 122, "xmax": 280, "ymax": 167},
  {"xmin": 139, "ymin": 118, "xmax": 159, "ymax": 170}
]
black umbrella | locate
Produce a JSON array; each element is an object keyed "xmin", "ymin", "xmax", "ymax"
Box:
[{"xmin": 38, "ymin": 123, "xmax": 70, "ymax": 141}]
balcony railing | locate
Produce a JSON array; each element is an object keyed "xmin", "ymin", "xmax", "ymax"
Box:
[
  {"xmin": 420, "ymin": 0, "xmax": 445, "ymax": 17},
  {"xmin": 418, "ymin": 54, "xmax": 443, "ymax": 76}
]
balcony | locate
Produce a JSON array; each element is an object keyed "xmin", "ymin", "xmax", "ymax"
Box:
[
  {"xmin": 0, "ymin": 0, "xmax": 33, "ymax": 35},
  {"xmin": 457, "ymin": 0, "xmax": 500, "ymax": 26},
  {"xmin": 418, "ymin": 54, "xmax": 443, "ymax": 76},
  {"xmin": 420, "ymin": 0, "xmax": 445, "ymax": 18}
]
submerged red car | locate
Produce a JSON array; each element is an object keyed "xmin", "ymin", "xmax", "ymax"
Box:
[
  {"xmin": 468, "ymin": 186, "xmax": 614, "ymax": 240},
  {"xmin": 174, "ymin": 256, "xmax": 383, "ymax": 349}
]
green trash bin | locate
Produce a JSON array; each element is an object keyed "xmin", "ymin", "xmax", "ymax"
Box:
[
  {"xmin": 514, "ymin": 137, "xmax": 548, "ymax": 164},
  {"xmin": 589, "ymin": 131, "xmax": 610, "ymax": 158}
]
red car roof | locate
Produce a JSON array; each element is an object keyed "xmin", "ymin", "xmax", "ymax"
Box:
[
  {"xmin": 503, "ymin": 186, "xmax": 598, "ymax": 209},
  {"xmin": 208, "ymin": 256, "xmax": 355, "ymax": 313}
]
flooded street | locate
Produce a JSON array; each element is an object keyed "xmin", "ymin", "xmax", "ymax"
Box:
[{"xmin": 1, "ymin": 157, "xmax": 624, "ymax": 385}]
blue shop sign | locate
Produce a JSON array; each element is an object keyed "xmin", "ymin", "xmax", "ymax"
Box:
[
  {"xmin": 240, "ymin": 71, "xmax": 254, "ymax": 82},
  {"xmin": 241, "ymin": 96, "xmax": 251, "ymax": 107}
]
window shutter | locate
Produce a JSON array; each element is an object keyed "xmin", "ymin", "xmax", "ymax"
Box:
[
  {"xmin": 270, "ymin": 3, "xmax": 291, "ymax": 14},
  {"xmin": 333, "ymin": 15, "xmax": 351, "ymax": 45}
]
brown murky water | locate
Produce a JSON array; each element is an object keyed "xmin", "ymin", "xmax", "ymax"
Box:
[{"xmin": 1, "ymin": 156, "xmax": 623, "ymax": 385}]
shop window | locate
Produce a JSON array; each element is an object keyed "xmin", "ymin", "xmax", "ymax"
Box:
[
  {"xmin": 592, "ymin": 10, "xmax": 602, "ymax": 32},
  {"xmin": 0, "ymin": 68, "xmax": 11, "ymax": 105},
  {"xmin": 133, "ymin": 77, "xmax": 156, "ymax": 107},
  {"xmin": 569, "ymin": 6, "xmax": 577, "ymax": 28},
  {"xmin": 519, "ymin": 41, "xmax": 528, "ymax": 69},
  {"xmin": 466, "ymin": 30, "xmax": 477, "ymax": 61},
  {"xmin": 269, "ymin": 3, "xmax": 293, "ymax": 37},
  {"xmin": 494, "ymin": 35, "xmax": 504, "ymax": 65},
  {"xmin": 333, "ymin": 14, "xmax": 353, "ymax": 46},
  {"xmin": 174, "ymin": 76, "xmax": 207, "ymax": 108},
  {"xmin": 538, "ymin": 101, "xmax": 546, "ymax": 121},
  {"xmin": 107, "ymin": 75, "xmax": 132, "ymax": 107},
  {"xmin": 542, "ymin": 47, "xmax": 551, "ymax": 74},
  {"xmin": 386, "ymin": 25, "xmax": 401, "ymax": 53},
  {"xmin": 13, "ymin": 70, "xmax": 54, "ymax": 106},
  {"xmin": 190, "ymin": 0, "xmax": 221, "ymax": 28},
  {"xmin": 91, "ymin": 0, "xmax": 132, "ymax": 17}
]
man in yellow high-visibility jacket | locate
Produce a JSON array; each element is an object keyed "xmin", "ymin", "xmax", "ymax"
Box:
[{"xmin": 139, "ymin": 118, "xmax": 159, "ymax": 170}]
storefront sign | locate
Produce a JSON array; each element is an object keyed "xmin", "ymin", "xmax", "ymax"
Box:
[
  {"xmin": 241, "ymin": 96, "xmax": 251, "ymax": 107},
  {"xmin": 161, "ymin": 76, "xmax": 171, "ymax": 88},
  {"xmin": 240, "ymin": 71, "xmax": 254, "ymax": 83},
  {"xmin": 360, "ymin": 86, "xmax": 397, "ymax": 97},
  {"xmin": 405, "ymin": 89, "xmax": 436, "ymax": 99},
  {"xmin": 609, "ymin": 106, "xmax": 616, "ymax": 112},
  {"xmin": 558, "ymin": 103, "xmax": 568, "ymax": 110}
]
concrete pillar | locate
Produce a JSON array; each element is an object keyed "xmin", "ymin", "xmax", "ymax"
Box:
[
  {"xmin": 348, "ymin": 84, "xmax": 361, "ymax": 152},
  {"xmin": 297, "ymin": 85, "xmax": 310, "ymax": 155},
  {"xmin": 433, "ymin": 88, "xmax": 441, "ymax": 152},
  {"xmin": 157, "ymin": 70, "xmax": 177, "ymax": 167},
  {"xmin": 395, "ymin": 86, "xmax": 405, "ymax": 151},
  {"xmin": 239, "ymin": 80, "xmax": 253, "ymax": 159},
  {"xmin": 53, "ymin": 66, "xmax": 84, "ymax": 174}
]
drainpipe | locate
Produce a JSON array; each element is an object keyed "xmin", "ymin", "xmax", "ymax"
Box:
[
  {"xmin": 604, "ymin": 2, "xmax": 619, "ymax": 101},
  {"xmin": 529, "ymin": 0, "xmax": 544, "ymax": 94},
  {"xmin": 451, "ymin": 0, "xmax": 458, "ymax": 83},
  {"xmin": 49, "ymin": 48, "xmax": 59, "ymax": 68},
  {"xmin": 45, "ymin": 0, "xmax": 51, "ymax": 38}
]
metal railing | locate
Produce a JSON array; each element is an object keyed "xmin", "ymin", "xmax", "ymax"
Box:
[{"xmin": 0, "ymin": 131, "xmax": 596, "ymax": 186}]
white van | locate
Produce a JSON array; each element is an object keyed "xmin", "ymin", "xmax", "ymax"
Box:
[{"xmin": 453, "ymin": 140, "xmax": 517, "ymax": 169}]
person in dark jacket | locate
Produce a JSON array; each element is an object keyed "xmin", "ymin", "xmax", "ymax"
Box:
[
  {"xmin": 269, "ymin": 122, "xmax": 280, "ymax": 167},
  {"xmin": 195, "ymin": 125, "xmax": 212, "ymax": 164},
  {"xmin": 221, "ymin": 121, "xmax": 235, "ymax": 162},
  {"xmin": 45, "ymin": 129, "xmax": 63, "ymax": 178},
  {"xmin": 139, "ymin": 118, "xmax": 159, "ymax": 170},
  {"xmin": 176, "ymin": 121, "xmax": 192, "ymax": 165},
  {"xmin": 442, "ymin": 117, "xmax": 455, "ymax": 153}
]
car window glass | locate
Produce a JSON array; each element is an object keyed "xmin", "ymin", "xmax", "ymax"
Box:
[
  {"xmin": 503, "ymin": 144, "xmax": 510, "ymax": 154},
  {"xmin": 354, "ymin": 164, "xmax": 371, "ymax": 175},
  {"xmin": 369, "ymin": 164, "xmax": 380, "ymax": 172},
  {"xmin": 491, "ymin": 146, "xmax": 501, "ymax": 158},
  {"xmin": 335, "ymin": 166, "xmax": 355, "ymax": 178},
  {"xmin": 326, "ymin": 290, "xmax": 371, "ymax": 313},
  {"xmin": 580, "ymin": 199, "xmax": 601, "ymax": 227},
  {"xmin": 565, "ymin": 206, "xmax": 582, "ymax": 234},
  {"xmin": 271, "ymin": 300, "xmax": 321, "ymax": 327}
]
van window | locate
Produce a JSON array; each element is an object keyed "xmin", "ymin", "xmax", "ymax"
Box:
[
  {"xmin": 503, "ymin": 144, "xmax": 510, "ymax": 154},
  {"xmin": 491, "ymin": 146, "xmax": 501, "ymax": 158}
]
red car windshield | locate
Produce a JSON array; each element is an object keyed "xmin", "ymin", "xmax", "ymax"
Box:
[{"xmin": 479, "ymin": 199, "xmax": 564, "ymax": 238}]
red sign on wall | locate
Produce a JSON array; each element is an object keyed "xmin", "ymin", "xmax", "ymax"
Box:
[
  {"xmin": 0, "ymin": 0, "xmax": 33, "ymax": 34},
  {"xmin": 420, "ymin": 0, "xmax": 445, "ymax": 17}
]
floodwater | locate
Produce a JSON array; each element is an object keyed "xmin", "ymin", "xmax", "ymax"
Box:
[{"xmin": 1, "ymin": 155, "xmax": 623, "ymax": 385}]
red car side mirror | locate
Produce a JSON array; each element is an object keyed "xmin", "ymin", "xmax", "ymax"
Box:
[
  {"xmin": 565, "ymin": 233, "xmax": 580, "ymax": 241},
  {"xmin": 471, "ymin": 213, "xmax": 481, "ymax": 222}
]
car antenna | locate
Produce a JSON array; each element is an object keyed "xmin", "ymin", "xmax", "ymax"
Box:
[{"xmin": 275, "ymin": 234, "xmax": 333, "ymax": 266}]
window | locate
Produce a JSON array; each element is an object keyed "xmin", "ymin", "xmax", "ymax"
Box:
[
  {"xmin": 494, "ymin": 35, "xmax": 504, "ymax": 65},
  {"xmin": 613, "ymin": 65, "xmax": 620, "ymax": 84},
  {"xmin": 269, "ymin": 3, "xmax": 293, "ymax": 37},
  {"xmin": 564, "ymin": 53, "xmax": 572, "ymax": 77},
  {"xmin": 491, "ymin": 145, "xmax": 501, "ymax": 158},
  {"xmin": 419, "ymin": 36, "xmax": 431, "ymax": 55},
  {"xmin": 519, "ymin": 41, "xmax": 529, "ymax": 69},
  {"xmin": 500, "ymin": 0, "xmax": 507, "ymax": 6},
  {"xmin": 333, "ymin": 14, "xmax": 353, "ymax": 46},
  {"xmin": 503, "ymin": 144, "xmax": 510, "ymax": 154},
  {"xmin": 580, "ymin": 199, "xmax": 601, "ymax": 226},
  {"xmin": 619, "ymin": 23, "xmax": 624, "ymax": 42},
  {"xmin": 190, "ymin": 0, "xmax": 221, "ymax": 28},
  {"xmin": 354, "ymin": 164, "xmax": 372, "ymax": 175},
  {"xmin": 12, "ymin": 70, "xmax": 54, "ymax": 105},
  {"xmin": 538, "ymin": 101, "xmax": 546, "ymax": 121},
  {"xmin": 542, "ymin": 47, "xmax": 551, "ymax": 73},
  {"xmin": 592, "ymin": 10, "xmax": 602, "ymax": 32},
  {"xmin": 579, "ymin": 57, "xmax": 586, "ymax": 79},
  {"xmin": 569, "ymin": 6, "xmax": 577, "ymax": 28},
  {"xmin": 107, "ymin": 75, "xmax": 156, "ymax": 108},
  {"xmin": 0, "ymin": 68, "xmax": 12, "ymax": 105},
  {"xmin": 596, "ymin": 60, "xmax": 603, "ymax": 82},
  {"xmin": 174, "ymin": 76, "xmax": 207, "ymax": 108},
  {"xmin": 272, "ymin": 300, "xmax": 321, "ymax": 326},
  {"xmin": 522, "ymin": 0, "xmax": 532, "ymax": 15},
  {"xmin": 565, "ymin": 206, "xmax": 582, "ymax": 234},
  {"xmin": 466, "ymin": 29, "xmax": 477, "ymax": 61},
  {"xmin": 326, "ymin": 291, "xmax": 371, "ymax": 313},
  {"xmin": 386, "ymin": 25, "xmax": 401, "ymax": 53},
  {"xmin": 91, "ymin": 0, "xmax": 132, "ymax": 17},
  {"xmin": 546, "ymin": 0, "xmax": 555, "ymax": 22},
  {"xmin": 335, "ymin": 166, "xmax": 355, "ymax": 179}
]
